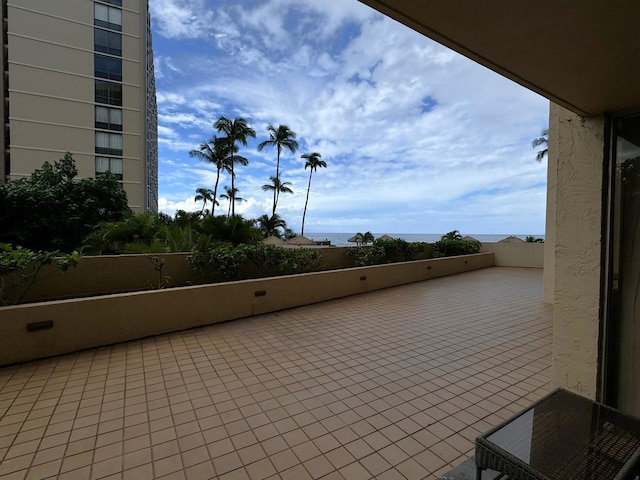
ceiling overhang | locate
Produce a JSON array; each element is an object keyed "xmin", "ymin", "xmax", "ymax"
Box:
[{"xmin": 358, "ymin": 1, "xmax": 640, "ymax": 117}]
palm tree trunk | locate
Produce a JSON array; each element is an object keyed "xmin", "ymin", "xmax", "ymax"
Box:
[
  {"xmin": 230, "ymin": 155, "xmax": 236, "ymax": 217},
  {"xmin": 273, "ymin": 147, "xmax": 280, "ymax": 216},
  {"xmin": 212, "ymin": 170, "xmax": 220, "ymax": 217},
  {"xmin": 301, "ymin": 170, "xmax": 313, "ymax": 236}
]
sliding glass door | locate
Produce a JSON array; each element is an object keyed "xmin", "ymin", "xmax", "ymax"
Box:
[{"xmin": 605, "ymin": 115, "xmax": 640, "ymax": 414}]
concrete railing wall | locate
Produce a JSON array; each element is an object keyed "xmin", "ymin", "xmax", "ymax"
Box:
[
  {"xmin": 19, "ymin": 243, "xmax": 539, "ymax": 303},
  {"xmin": 0, "ymin": 253, "xmax": 493, "ymax": 365},
  {"xmin": 480, "ymin": 242, "xmax": 544, "ymax": 268},
  {"xmin": 19, "ymin": 248, "xmax": 355, "ymax": 303}
]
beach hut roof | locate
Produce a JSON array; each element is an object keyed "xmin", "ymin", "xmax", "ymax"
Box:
[
  {"xmin": 378, "ymin": 234, "xmax": 395, "ymax": 241},
  {"xmin": 286, "ymin": 235, "xmax": 316, "ymax": 245},
  {"xmin": 498, "ymin": 235, "xmax": 524, "ymax": 243},
  {"xmin": 261, "ymin": 235, "xmax": 285, "ymax": 245},
  {"xmin": 347, "ymin": 233, "xmax": 364, "ymax": 243},
  {"xmin": 462, "ymin": 235, "xmax": 479, "ymax": 242}
]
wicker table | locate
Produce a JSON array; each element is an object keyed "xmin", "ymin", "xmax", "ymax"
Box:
[{"xmin": 475, "ymin": 388, "xmax": 640, "ymax": 480}]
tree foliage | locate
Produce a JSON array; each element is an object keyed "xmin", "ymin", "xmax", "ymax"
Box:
[
  {"xmin": 347, "ymin": 238, "xmax": 422, "ymax": 266},
  {"xmin": 197, "ymin": 214, "xmax": 261, "ymax": 246},
  {"xmin": 301, "ymin": 152, "xmax": 327, "ymax": 236},
  {"xmin": 214, "ymin": 117, "xmax": 255, "ymax": 216},
  {"xmin": 432, "ymin": 230, "xmax": 481, "ymax": 257},
  {"xmin": 0, "ymin": 153, "xmax": 130, "ymax": 252},
  {"xmin": 533, "ymin": 128, "xmax": 549, "ymax": 162},
  {"xmin": 261, "ymin": 177, "xmax": 294, "ymax": 215},
  {"xmin": 190, "ymin": 137, "xmax": 232, "ymax": 216},
  {"xmin": 256, "ymin": 214, "xmax": 287, "ymax": 238},
  {"xmin": 258, "ymin": 125, "xmax": 298, "ymax": 215},
  {"xmin": 189, "ymin": 243, "xmax": 325, "ymax": 282},
  {"xmin": 0, "ymin": 243, "xmax": 80, "ymax": 305},
  {"xmin": 525, "ymin": 236, "xmax": 544, "ymax": 243}
]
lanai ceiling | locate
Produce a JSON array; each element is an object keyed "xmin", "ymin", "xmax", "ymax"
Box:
[{"xmin": 358, "ymin": 0, "xmax": 640, "ymax": 117}]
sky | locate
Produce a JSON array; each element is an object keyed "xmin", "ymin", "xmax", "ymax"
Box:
[{"xmin": 149, "ymin": 0, "xmax": 550, "ymax": 235}]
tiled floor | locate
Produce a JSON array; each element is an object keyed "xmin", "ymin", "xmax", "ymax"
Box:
[{"xmin": 0, "ymin": 267, "xmax": 552, "ymax": 480}]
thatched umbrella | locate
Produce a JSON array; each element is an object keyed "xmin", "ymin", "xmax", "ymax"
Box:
[
  {"xmin": 378, "ymin": 234, "xmax": 395, "ymax": 241},
  {"xmin": 498, "ymin": 235, "xmax": 524, "ymax": 243},
  {"xmin": 286, "ymin": 235, "xmax": 316, "ymax": 246},
  {"xmin": 262, "ymin": 235, "xmax": 285, "ymax": 245},
  {"xmin": 462, "ymin": 235, "xmax": 479, "ymax": 242},
  {"xmin": 347, "ymin": 233, "xmax": 364, "ymax": 244}
]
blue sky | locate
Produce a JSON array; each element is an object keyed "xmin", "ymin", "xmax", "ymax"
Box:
[{"xmin": 149, "ymin": 0, "xmax": 549, "ymax": 235}]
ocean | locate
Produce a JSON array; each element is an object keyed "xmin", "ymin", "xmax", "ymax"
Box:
[{"xmin": 303, "ymin": 233, "xmax": 544, "ymax": 247}]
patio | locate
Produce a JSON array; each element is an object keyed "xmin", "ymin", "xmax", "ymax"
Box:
[{"xmin": 0, "ymin": 267, "xmax": 552, "ymax": 480}]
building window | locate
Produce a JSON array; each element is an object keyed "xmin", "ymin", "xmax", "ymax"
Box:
[
  {"xmin": 94, "ymin": 28, "xmax": 121, "ymax": 56},
  {"xmin": 95, "ymin": 54, "xmax": 122, "ymax": 81},
  {"xmin": 95, "ymin": 80, "xmax": 122, "ymax": 106},
  {"xmin": 95, "ymin": 106, "xmax": 122, "ymax": 131},
  {"xmin": 96, "ymin": 157, "xmax": 123, "ymax": 180},
  {"xmin": 96, "ymin": 132, "xmax": 123, "ymax": 156},
  {"xmin": 96, "ymin": 0, "xmax": 122, "ymax": 7},
  {"xmin": 94, "ymin": 3, "xmax": 121, "ymax": 32}
]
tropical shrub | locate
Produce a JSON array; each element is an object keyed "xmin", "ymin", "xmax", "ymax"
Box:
[
  {"xmin": 243, "ymin": 244, "xmax": 287, "ymax": 277},
  {"xmin": 347, "ymin": 238, "xmax": 428, "ymax": 266},
  {"xmin": 375, "ymin": 238, "xmax": 417, "ymax": 262},
  {"xmin": 243, "ymin": 244, "xmax": 324, "ymax": 277},
  {"xmin": 346, "ymin": 244, "xmax": 385, "ymax": 266},
  {"xmin": 0, "ymin": 154, "xmax": 129, "ymax": 252},
  {"xmin": 525, "ymin": 236, "xmax": 544, "ymax": 243},
  {"xmin": 432, "ymin": 230, "xmax": 481, "ymax": 257},
  {"xmin": 197, "ymin": 215, "xmax": 262, "ymax": 246},
  {"xmin": 189, "ymin": 243, "xmax": 325, "ymax": 282},
  {"xmin": 0, "ymin": 243, "xmax": 80, "ymax": 306},
  {"xmin": 189, "ymin": 243, "xmax": 248, "ymax": 281},
  {"xmin": 84, "ymin": 213, "xmax": 168, "ymax": 254},
  {"xmin": 84, "ymin": 212, "xmax": 262, "ymax": 255}
]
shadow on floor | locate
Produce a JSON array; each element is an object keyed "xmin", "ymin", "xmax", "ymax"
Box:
[{"xmin": 438, "ymin": 456, "xmax": 504, "ymax": 480}]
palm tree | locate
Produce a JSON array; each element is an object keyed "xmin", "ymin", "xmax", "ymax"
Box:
[
  {"xmin": 257, "ymin": 125, "xmax": 298, "ymax": 213},
  {"xmin": 194, "ymin": 187, "xmax": 216, "ymax": 215},
  {"xmin": 220, "ymin": 186, "xmax": 245, "ymax": 218},
  {"xmin": 256, "ymin": 213, "xmax": 287, "ymax": 238},
  {"xmin": 214, "ymin": 117, "xmax": 256, "ymax": 215},
  {"xmin": 189, "ymin": 136, "xmax": 233, "ymax": 216},
  {"xmin": 532, "ymin": 128, "xmax": 548, "ymax": 162},
  {"xmin": 300, "ymin": 152, "xmax": 327, "ymax": 236},
  {"xmin": 261, "ymin": 176, "xmax": 294, "ymax": 215},
  {"xmin": 362, "ymin": 231, "xmax": 375, "ymax": 245}
]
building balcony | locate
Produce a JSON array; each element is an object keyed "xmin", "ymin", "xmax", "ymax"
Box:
[{"xmin": 0, "ymin": 266, "xmax": 551, "ymax": 479}]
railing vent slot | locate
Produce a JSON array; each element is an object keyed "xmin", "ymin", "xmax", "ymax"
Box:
[
  {"xmin": 254, "ymin": 290, "xmax": 266, "ymax": 297},
  {"xmin": 360, "ymin": 275, "xmax": 367, "ymax": 281},
  {"xmin": 27, "ymin": 320, "xmax": 53, "ymax": 332}
]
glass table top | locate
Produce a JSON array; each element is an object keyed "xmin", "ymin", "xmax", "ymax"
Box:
[{"xmin": 484, "ymin": 389, "xmax": 640, "ymax": 479}]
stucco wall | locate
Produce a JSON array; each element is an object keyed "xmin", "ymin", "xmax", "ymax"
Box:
[
  {"xmin": 0, "ymin": 253, "xmax": 493, "ymax": 365},
  {"xmin": 480, "ymin": 242, "xmax": 544, "ymax": 268},
  {"xmin": 550, "ymin": 103, "xmax": 605, "ymax": 399}
]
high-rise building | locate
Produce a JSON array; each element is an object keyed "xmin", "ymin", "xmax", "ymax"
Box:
[{"xmin": 0, "ymin": 0, "xmax": 158, "ymax": 213}]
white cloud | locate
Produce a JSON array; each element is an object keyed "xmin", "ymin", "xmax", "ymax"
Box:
[
  {"xmin": 150, "ymin": 0, "xmax": 216, "ymax": 39},
  {"xmin": 152, "ymin": 1, "xmax": 549, "ymax": 234}
]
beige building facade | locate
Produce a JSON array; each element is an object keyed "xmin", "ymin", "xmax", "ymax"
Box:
[{"xmin": 0, "ymin": 0, "xmax": 157, "ymax": 212}]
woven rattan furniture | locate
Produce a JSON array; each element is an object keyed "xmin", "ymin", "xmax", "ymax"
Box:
[{"xmin": 475, "ymin": 388, "xmax": 640, "ymax": 480}]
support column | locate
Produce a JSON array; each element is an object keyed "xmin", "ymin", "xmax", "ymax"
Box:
[{"xmin": 551, "ymin": 103, "xmax": 605, "ymax": 399}]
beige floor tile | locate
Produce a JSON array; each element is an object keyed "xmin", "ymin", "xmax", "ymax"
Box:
[{"xmin": 0, "ymin": 268, "xmax": 551, "ymax": 480}]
